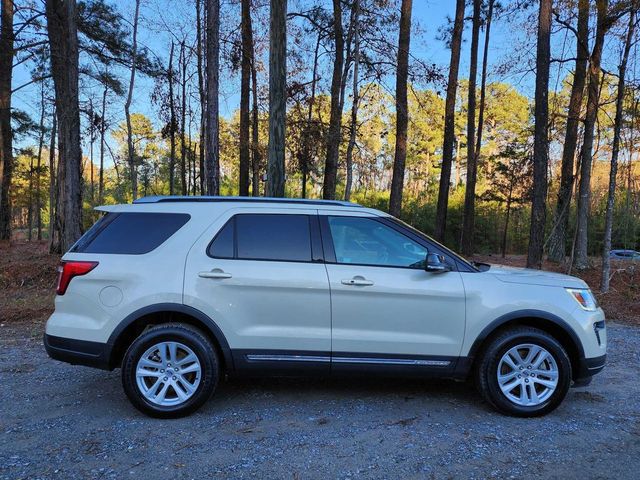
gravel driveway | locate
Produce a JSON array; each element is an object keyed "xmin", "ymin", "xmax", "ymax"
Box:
[{"xmin": 1, "ymin": 322, "xmax": 639, "ymax": 480}]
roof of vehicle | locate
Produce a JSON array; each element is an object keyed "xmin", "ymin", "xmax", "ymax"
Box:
[
  {"xmin": 133, "ymin": 195, "xmax": 362, "ymax": 208},
  {"xmin": 95, "ymin": 196, "xmax": 387, "ymax": 217}
]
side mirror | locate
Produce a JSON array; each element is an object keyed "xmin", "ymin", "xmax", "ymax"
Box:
[{"xmin": 425, "ymin": 253, "xmax": 451, "ymax": 273}]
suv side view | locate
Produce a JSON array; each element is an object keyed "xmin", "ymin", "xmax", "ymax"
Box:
[{"xmin": 45, "ymin": 197, "xmax": 607, "ymax": 418}]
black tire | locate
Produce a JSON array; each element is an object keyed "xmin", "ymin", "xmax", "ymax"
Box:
[
  {"xmin": 476, "ymin": 326, "xmax": 572, "ymax": 417},
  {"xmin": 121, "ymin": 323, "xmax": 219, "ymax": 418}
]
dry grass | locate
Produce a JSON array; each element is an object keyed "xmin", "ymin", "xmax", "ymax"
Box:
[
  {"xmin": 0, "ymin": 242, "xmax": 637, "ymax": 331},
  {"xmin": 0, "ymin": 241, "xmax": 58, "ymax": 328}
]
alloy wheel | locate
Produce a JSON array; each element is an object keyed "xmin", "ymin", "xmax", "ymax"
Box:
[
  {"xmin": 496, "ymin": 343, "xmax": 559, "ymax": 407},
  {"xmin": 135, "ymin": 341, "xmax": 202, "ymax": 407}
]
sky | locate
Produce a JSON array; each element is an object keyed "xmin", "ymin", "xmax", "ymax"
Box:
[
  {"xmin": 12, "ymin": 0, "xmax": 522, "ymax": 122},
  {"xmin": 12, "ymin": 0, "xmax": 632, "ymax": 161}
]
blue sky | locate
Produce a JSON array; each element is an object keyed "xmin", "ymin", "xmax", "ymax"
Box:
[{"xmin": 12, "ymin": 0, "xmax": 612, "ymax": 159}]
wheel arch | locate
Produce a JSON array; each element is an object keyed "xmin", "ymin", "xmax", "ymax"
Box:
[
  {"xmin": 107, "ymin": 303, "xmax": 233, "ymax": 371},
  {"xmin": 465, "ymin": 310, "xmax": 585, "ymax": 380}
]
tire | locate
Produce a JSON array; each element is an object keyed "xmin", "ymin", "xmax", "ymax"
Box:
[
  {"xmin": 476, "ymin": 326, "xmax": 572, "ymax": 417},
  {"xmin": 121, "ymin": 323, "xmax": 219, "ymax": 418}
]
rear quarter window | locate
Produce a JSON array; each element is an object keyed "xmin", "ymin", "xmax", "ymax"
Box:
[{"xmin": 71, "ymin": 212, "xmax": 190, "ymax": 254}]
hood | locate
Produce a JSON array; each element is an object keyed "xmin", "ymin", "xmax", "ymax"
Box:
[{"xmin": 486, "ymin": 265, "xmax": 588, "ymax": 289}]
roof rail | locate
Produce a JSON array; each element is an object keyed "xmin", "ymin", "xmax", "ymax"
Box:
[{"xmin": 133, "ymin": 195, "xmax": 362, "ymax": 207}]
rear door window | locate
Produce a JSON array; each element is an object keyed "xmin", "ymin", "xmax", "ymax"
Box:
[
  {"xmin": 71, "ymin": 212, "xmax": 190, "ymax": 254},
  {"xmin": 208, "ymin": 214, "xmax": 313, "ymax": 262}
]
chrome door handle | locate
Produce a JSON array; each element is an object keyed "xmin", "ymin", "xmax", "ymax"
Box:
[
  {"xmin": 199, "ymin": 269, "xmax": 232, "ymax": 279},
  {"xmin": 341, "ymin": 276, "xmax": 374, "ymax": 286}
]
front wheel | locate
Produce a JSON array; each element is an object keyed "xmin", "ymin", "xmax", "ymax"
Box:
[
  {"xmin": 476, "ymin": 327, "xmax": 572, "ymax": 417},
  {"xmin": 121, "ymin": 323, "xmax": 219, "ymax": 418}
]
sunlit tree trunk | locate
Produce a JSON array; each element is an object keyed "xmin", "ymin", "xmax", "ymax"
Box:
[
  {"xmin": 196, "ymin": 0, "xmax": 205, "ymax": 195},
  {"xmin": 239, "ymin": 0, "xmax": 251, "ymax": 196},
  {"xmin": 34, "ymin": 84, "xmax": 46, "ymax": 240},
  {"xmin": 548, "ymin": 0, "xmax": 589, "ymax": 263},
  {"xmin": 48, "ymin": 111, "xmax": 57, "ymax": 252},
  {"xmin": 322, "ymin": 0, "xmax": 344, "ymax": 200},
  {"xmin": 344, "ymin": 0, "xmax": 360, "ymax": 202},
  {"xmin": 473, "ymin": 0, "xmax": 493, "ymax": 172},
  {"xmin": 526, "ymin": 0, "xmax": 552, "ymax": 269},
  {"xmin": 300, "ymin": 32, "xmax": 322, "ymax": 199},
  {"xmin": 267, "ymin": 0, "xmax": 286, "ymax": 197},
  {"xmin": 389, "ymin": 0, "xmax": 412, "ymax": 217},
  {"xmin": 0, "ymin": 0, "xmax": 14, "ymax": 240},
  {"xmin": 461, "ymin": 0, "xmax": 481, "ymax": 255},
  {"xmin": 46, "ymin": 0, "xmax": 83, "ymax": 252},
  {"xmin": 574, "ymin": 0, "xmax": 608, "ymax": 270},
  {"xmin": 601, "ymin": 3, "xmax": 635, "ymax": 292},
  {"xmin": 36, "ymin": 97, "xmax": 45, "ymax": 240},
  {"xmin": 251, "ymin": 41, "xmax": 260, "ymax": 197},
  {"xmin": 434, "ymin": 0, "xmax": 464, "ymax": 241},
  {"xmin": 125, "ymin": 0, "xmax": 141, "ymax": 200},
  {"xmin": 168, "ymin": 41, "xmax": 177, "ymax": 195},
  {"xmin": 180, "ymin": 41, "xmax": 187, "ymax": 195},
  {"xmin": 205, "ymin": 0, "xmax": 220, "ymax": 195},
  {"xmin": 99, "ymin": 85, "xmax": 107, "ymax": 204}
]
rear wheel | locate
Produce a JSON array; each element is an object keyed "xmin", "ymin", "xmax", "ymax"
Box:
[
  {"xmin": 122, "ymin": 323, "xmax": 219, "ymax": 418},
  {"xmin": 476, "ymin": 327, "xmax": 572, "ymax": 417}
]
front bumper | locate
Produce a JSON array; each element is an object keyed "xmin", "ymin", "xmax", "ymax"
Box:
[
  {"xmin": 572, "ymin": 353, "xmax": 606, "ymax": 386},
  {"xmin": 44, "ymin": 334, "xmax": 113, "ymax": 370}
]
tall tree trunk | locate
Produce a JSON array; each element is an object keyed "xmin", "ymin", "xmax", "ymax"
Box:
[
  {"xmin": 88, "ymin": 99, "xmax": 95, "ymax": 206},
  {"xmin": 99, "ymin": 85, "xmax": 107, "ymax": 204},
  {"xmin": 300, "ymin": 32, "xmax": 322, "ymax": 199},
  {"xmin": 574, "ymin": 0, "xmax": 608, "ymax": 270},
  {"xmin": 251, "ymin": 39, "xmax": 260, "ymax": 197},
  {"xmin": 434, "ymin": 0, "xmax": 464, "ymax": 241},
  {"xmin": 389, "ymin": 0, "xmax": 412, "ymax": 217},
  {"xmin": 48, "ymin": 111, "xmax": 57, "ymax": 251},
  {"xmin": 502, "ymin": 193, "xmax": 513, "ymax": 258},
  {"xmin": 27, "ymin": 150, "xmax": 34, "ymax": 241},
  {"xmin": 196, "ymin": 0, "xmax": 205, "ymax": 196},
  {"xmin": 460, "ymin": 0, "xmax": 481, "ymax": 255},
  {"xmin": 322, "ymin": 0, "xmax": 344, "ymax": 200},
  {"xmin": 0, "ymin": 0, "xmax": 14, "ymax": 241},
  {"xmin": 168, "ymin": 41, "xmax": 177, "ymax": 195},
  {"xmin": 601, "ymin": 3, "xmax": 635, "ymax": 292},
  {"xmin": 548, "ymin": 0, "xmax": 589, "ymax": 262},
  {"xmin": 180, "ymin": 41, "xmax": 187, "ymax": 195},
  {"xmin": 46, "ymin": 0, "xmax": 83, "ymax": 252},
  {"xmin": 526, "ymin": 0, "xmax": 552, "ymax": 269},
  {"xmin": 205, "ymin": 0, "xmax": 220, "ymax": 195},
  {"xmin": 473, "ymin": 0, "xmax": 493, "ymax": 166},
  {"xmin": 239, "ymin": 0, "xmax": 251, "ymax": 196},
  {"xmin": 125, "ymin": 0, "xmax": 141, "ymax": 200},
  {"xmin": 267, "ymin": 0, "xmax": 286, "ymax": 197},
  {"xmin": 344, "ymin": 0, "xmax": 360, "ymax": 202},
  {"xmin": 34, "ymin": 85, "xmax": 46, "ymax": 241},
  {"xmin": 36, "ymin": 85, "xmax": 45, "ymax": 240}
]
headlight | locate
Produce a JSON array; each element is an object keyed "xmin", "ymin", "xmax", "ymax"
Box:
[{"xmin": 566, "ymin": 288, "xmax": 598, "ymax": 311}]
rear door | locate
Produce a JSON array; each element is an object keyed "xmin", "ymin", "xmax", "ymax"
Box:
[
  {"xmin": 183, "ymin": 208, "xmax": 331, "ymax": 373},
  {"xmin": 320, "ymin": 212, "xmax": 466, "ymax": 374}
]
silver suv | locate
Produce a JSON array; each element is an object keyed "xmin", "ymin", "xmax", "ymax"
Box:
[{"xmin": 45, "ymin": 196, "xmax": 607, "ymax": 418}]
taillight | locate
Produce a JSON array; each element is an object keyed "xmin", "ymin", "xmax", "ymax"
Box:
[{"xmin": 56, "ymin": 261, "xmax": 98, "ymax": 295}]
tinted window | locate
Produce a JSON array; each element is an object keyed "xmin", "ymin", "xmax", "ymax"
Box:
[
  {"xmin": 327, "ymin": 216, "xmax": 427, "ymax": 268},
  {"xmin": 208, "ymin": 218, "xmax": 235, "ymax": 258},
  {"xmin": 72, "ymin": 212, "xmax": 190, "ymax": 254},
  {"xmin": 235, "ymin": 214, "xmax": 312, "ymax": 262}
]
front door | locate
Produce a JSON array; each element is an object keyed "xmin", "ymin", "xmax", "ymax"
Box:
[
  {"xmin": 184, "ymin": 208, "xmax": 331, "ymax": 373},
  {"xmin": 320, "ymin": 214, "xmax": 466, "ymax": 373}
]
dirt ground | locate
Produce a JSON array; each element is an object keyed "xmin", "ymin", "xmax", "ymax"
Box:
[{"xmin": 1, "ymin": 241, "xmax": 639, "ymax": 479}]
